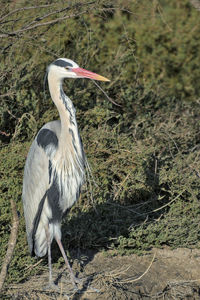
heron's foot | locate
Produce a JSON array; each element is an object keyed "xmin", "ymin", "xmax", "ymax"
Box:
[
  {"xmin": 44, "ymin": 282, "xmax": 59, "ymax": 291},
  {"xmin": 87, "ymin": 286, "xmax": 100, "ymax": 293},
  {"xmin": 69, "ymin": 274, "xmax": 83, "ymax": 289},
  {"xmin": 74, "ymin": 275, "xmax": 82, "ymax": 284}
]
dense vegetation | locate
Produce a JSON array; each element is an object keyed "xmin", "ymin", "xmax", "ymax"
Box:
[{"xmin": 0, "ymin": 0, "xmax": 200, "ymax": 289}]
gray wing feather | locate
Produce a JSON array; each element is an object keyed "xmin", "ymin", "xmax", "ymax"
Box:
[{"xmin": 22, "ymin": 120, "xmax": 61, "ymax": 254}]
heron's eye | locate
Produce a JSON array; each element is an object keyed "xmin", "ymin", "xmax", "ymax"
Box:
[{"xmin": 66, "ymin": 66, "xmax": 71, "ymax": 70}]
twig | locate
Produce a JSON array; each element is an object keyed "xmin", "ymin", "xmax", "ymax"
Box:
[
  {"xmin": 0, "ymin": 4, "xmax": 53, "ymax": 23},
  {"xmin": 94, "ymin": 252, "xmax": 156, "ymax": 286},
  {"xmin": 24, "ymin": 259, "xmax": 43, "ymax": 271},
  {"xmin": 92, "ymin": 80, "xmax": 121, "ymax": 107},
  {"xmin": 20, "ymin": 1, "xmax": 94, "ymax": 30},
  {"xmin": 152, "ymin": 191, "xmax": 183, "ymax": 213},
  {"xmin": 0, "ymin": 10, "xmax": 92, "ymax": 38},
  {"xmin": 0, "ymin": 199, "xmax": 19, "ymax": 291},
  {"xmin": 118, "ymin": 252, "xmax": 156, "ymax": 284},
  {"xmin": 0, "ymin": 1, "xmax": 96, "ymax": 38},
  {"xmin": 156, "ymin": 2, "xmax": 172, "ymax": 32},
  {"xmin": 0, "ymin": 92, "xmax": 16, "ymax": 98},
  {"xmin": 105, "ymin": 265, "xmax": 131, "ymax": 277},
  {"xmin": 85, "ymin": 157, "xmax": 99, "ymax": 215},
  {"xmin": 113, "ymin": 172, "xmax": 131, "ymax": 200}
]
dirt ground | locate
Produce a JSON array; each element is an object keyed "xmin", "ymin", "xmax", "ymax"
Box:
[{"xmin": 5, "ymin": 247, "xmax": 200, "ymax": 299}]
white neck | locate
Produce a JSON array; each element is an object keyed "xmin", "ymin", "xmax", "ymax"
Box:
[{"xmin": 47, "ymin": 70, "xmax": 84, "ymax": 168}]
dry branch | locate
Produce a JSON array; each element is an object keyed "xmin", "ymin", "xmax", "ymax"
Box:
[
  {"xmin": 0, "ymin": 199, "xmax": 19, "ymax": 291},
  {"xmin": 0, "ymin": 10, "xmax": 90, "ymax": 38},
  {"xmin": 118, "ymin": 252, "xmax": 156, "ymax": 284},
  {"xmin": 0, "ymin": 4, "xmax": 53, "ymax": 23},
  {"xmin": 0, "ymin": 1, "xmax": 96, "ymax": 38}
]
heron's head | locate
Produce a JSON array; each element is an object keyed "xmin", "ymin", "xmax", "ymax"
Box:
[{"xmin": 47, "ymin": 58, "xmax": 110, "ymax": 82}]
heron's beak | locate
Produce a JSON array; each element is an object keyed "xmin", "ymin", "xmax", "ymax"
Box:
[{"xmin": 72, "ymin": 67, "xmax": 110, "ymax": 82}]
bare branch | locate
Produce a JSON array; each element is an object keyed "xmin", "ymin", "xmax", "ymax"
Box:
[
  {"xmin": 0, "ymin": 1, "xmax": 96, "ymax": 38},
  {"xmin": 0, "ymin": 4, "xmax": 54, "ymax": 23},
  {"xmin": 0, "ymin": 199, "xmax": 19, "ymax": 291},
  {"xmin": 0, "ymin": 11, "xmax": 84, "ymax": 37}
]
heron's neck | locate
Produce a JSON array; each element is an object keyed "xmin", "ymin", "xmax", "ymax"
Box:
[
  {"xmin": 48, "ymin": 72, "xmax": 83, "ymax": 162},
  {"xmin": 48, "ymin": 74, "xmax": 75, "ymax": 124}
]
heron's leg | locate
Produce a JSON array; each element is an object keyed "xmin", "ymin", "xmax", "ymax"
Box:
[
  {"xmin": 45, "ymin": 225, "xmax": 53, "ymax": 286},
  {"xmin": 55, "ymin": 236, "xmax": 79, "ymax": 287}
]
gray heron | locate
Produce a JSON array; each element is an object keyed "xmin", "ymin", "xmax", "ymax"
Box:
[{"xmin": 22, "ymin": 58, "xmax": 109, "ymax": 288}]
